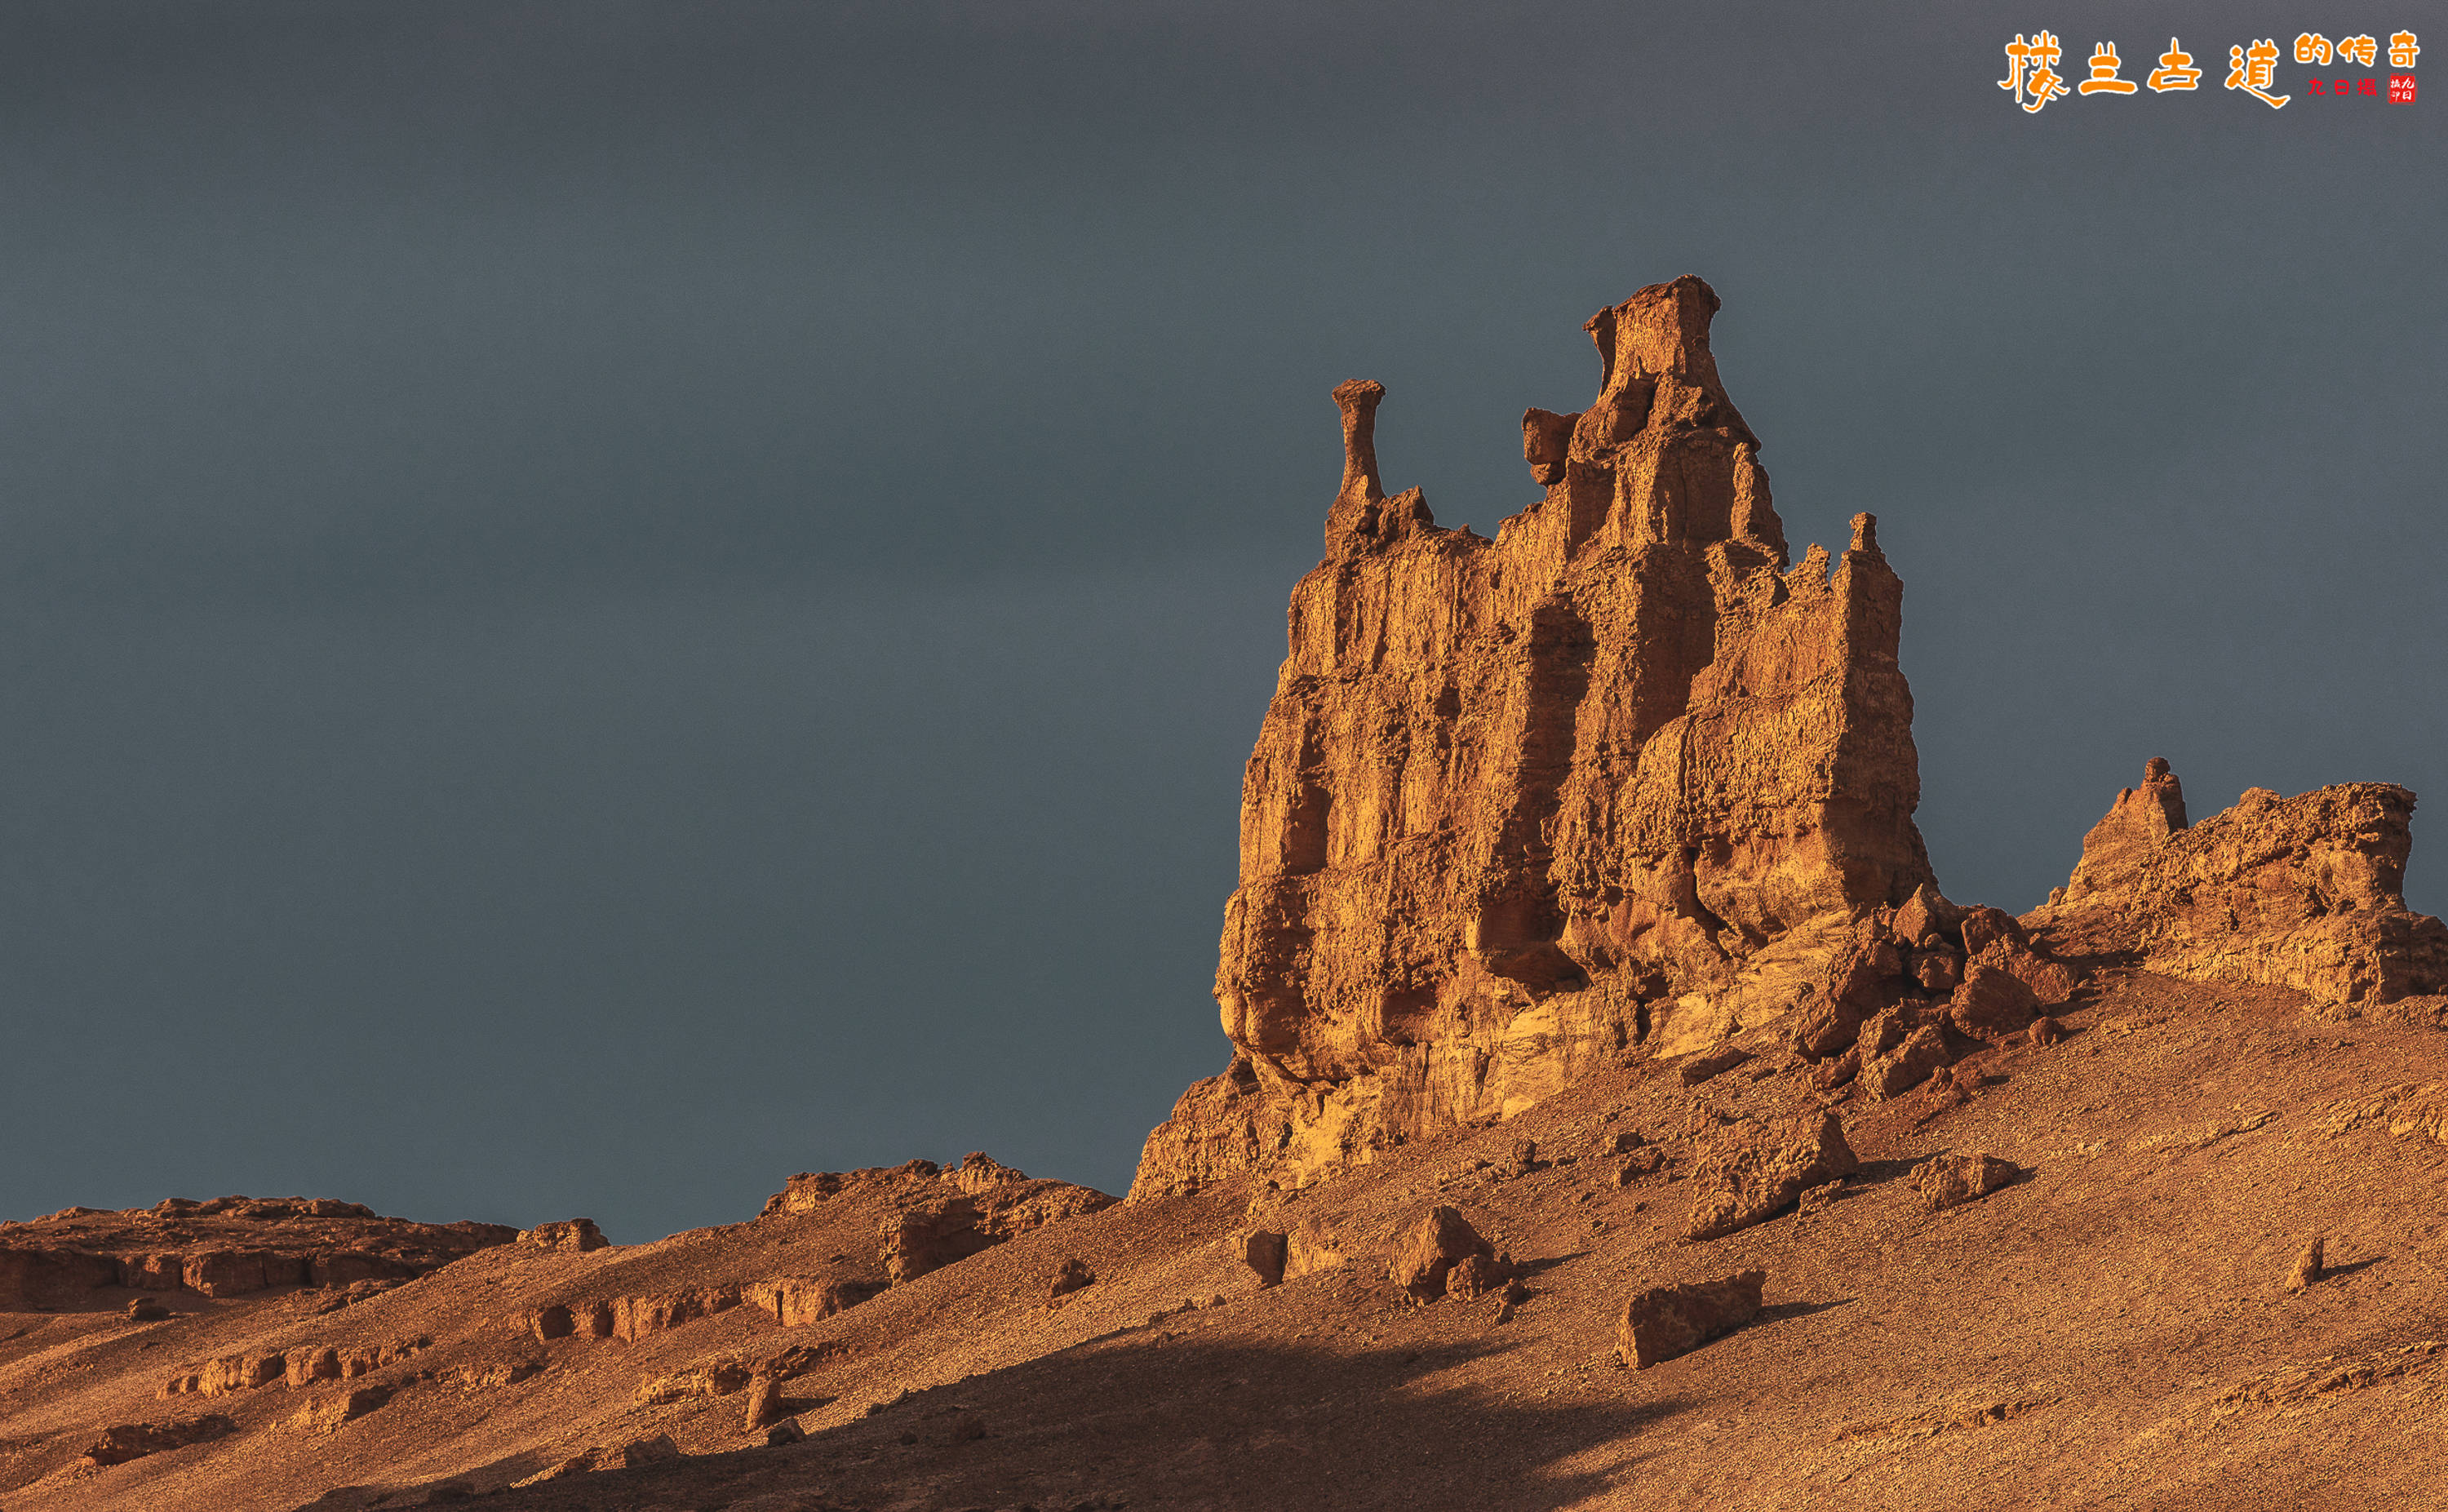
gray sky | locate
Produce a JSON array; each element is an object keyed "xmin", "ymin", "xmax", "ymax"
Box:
[{"xmin": 2, "ymin": 2, "xmax": 2439, "ymax": 1239}]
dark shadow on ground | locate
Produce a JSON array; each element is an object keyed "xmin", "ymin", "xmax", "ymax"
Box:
[{"xmin": 445, "ymin": 1328, "xmax": 1693, "ymax": 1512}]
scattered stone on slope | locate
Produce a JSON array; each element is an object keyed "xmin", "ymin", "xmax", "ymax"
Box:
[
  {"xmin": 2286, "ymin": 1237, "xmax": 2328, "ymax": 1292},
  {"xmin": 78, "ymin": 1413, "xmax": 235, "ymax": 1467},
  {"xmin": 1132, "ymin": 277, "xmax": 1939, "ymax": 1199},
  {"xmin": 1913, "ymin": 1152, "xmax": 2020, "ymax": 1211},
  {"xmin": 1684, "ymin": 1111, "xmax": 1858, "ymax": 1240},
  {"xmin": 761, "ymin": 1417, "xmax": 805, "ymax": 1447},
  {"xmin": 2028, "ymin": 760, "xmax": 2448, "ymax": 1006},
  {"xmin": 1617, "ymin": 1270, "xmax": 1767, "ymax": 1368},
  {"xmin": 517, "ymin": 1219, "xmax": 608, "ymax": 1254},
  {"xmin": 1046, "ymin": 1257, "xmax": 1096, "ymax": 1303},
  {"xmin": 1388, "ymin": 1206, "xmax": 1498, "ymax": 1301}
]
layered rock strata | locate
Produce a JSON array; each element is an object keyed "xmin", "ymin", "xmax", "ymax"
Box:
[
  {"xmin": 1135, "ymin": 277, "xmax": 1934, "ymax": 1197},
  {"xmin": 2024, "ymin": 761, "xmax": 2448, "ymax": 1006}
]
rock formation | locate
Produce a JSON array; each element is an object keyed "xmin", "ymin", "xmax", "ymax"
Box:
[
  {"xmin": 1135, "ymin": 277, "xmax": 1933, "ymax": 1198},
  {"xmin": 0, "ymin": 1197, "xmax": 516, "ymax": 1310},
  {"xmin": 2025, "ymin": 762, "xmax": 2448, "ymax": 1006},
  {"xmin": 1617, "ymin": 1270, "xmax": 1766, "ymax": 1368},
  {"xmin": 761, "ymin": 1155, "xmax": 1115, "ymax": 1285}
]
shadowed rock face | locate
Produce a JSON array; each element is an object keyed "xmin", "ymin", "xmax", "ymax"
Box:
[
  {"xmin": 1134, "ymin": 277, "xmax": 1934, "ymax": 1199},
  {"xmin": 2026, "ymin": 762, "xmax": 2448, "ymax": 1006}
]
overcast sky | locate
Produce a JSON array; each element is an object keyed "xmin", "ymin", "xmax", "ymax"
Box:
[{"xmin": 1, "ymin": 2, "xmax": 2438, "ymax": 1239}]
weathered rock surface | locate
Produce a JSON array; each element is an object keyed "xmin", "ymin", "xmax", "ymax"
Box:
[
  {"xmin": 1134, "ymin": 277, "xmax": 1935, "ymax": 1198},
  {"xmin": 1617, "ymin": 1270, "xmax": 1766, "ymax": 1368},
  {"xmin": 2028, "ymin": 762, "xmax": 2448, "ymax": 1006},
  {"xmin": 1684, "ymin": 1111, "xmax": 1858, "ymax": 1240}
]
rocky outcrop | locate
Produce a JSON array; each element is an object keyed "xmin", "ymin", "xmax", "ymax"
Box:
[
  {"xmin": 0, "ymin": 1197, "xmax": 515, "ymax": 1310},
  {"xmin": 162, "ymin": 1337, "xmax": 431, "ymax": 1398},
  {"xmin": 517, "ymin": 1219, "xmax": 609, "ymax": 1254},
  {"xmin": 288, "ymin": 1386, "xmax": 393, "ymax": 1434},
  {"xmin": 2027, "ymin": 762, "xmax": 2448, "ymax": 1006},
  {"xmin": 78, "ymin": 1414, "xmax": 235, "ymax": 1468},
  {"xmin": 1617, "ymin": 1270, "xmax": 1766, "ymax": 1368},
  {"xmin": 1134, "ymin": 277, "xmax": 1936, "ymax": 1198},
  {"xmin": 761, "ymin": 1155, "xmax": 1115, "ymax": 1278}
]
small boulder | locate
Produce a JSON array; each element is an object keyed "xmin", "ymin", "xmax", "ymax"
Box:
[
  {"xmin": 1616, "ymin": 1270, "xmax": 1767, "ymax": 1368},
  {"xmin": 1913, "ymin": 1151, "xmax": 2020, "ymax": 1210},
  {"xmin": 1387, "ymin": 1206, "xmax": 1495, "ymax": 1301},
  {"xmin": 1683, "ymin": 1112, "xmax": 1860, "ymax": 1241},
  {"xmin": 1613, "ymin": 1147, "xmax": 1666, "ymax": 1186},
  {"xmin": 1949, "ymin": 964, "xmax": 2041, "ymax": 1039},
  {"xmin": 1601, "ymin": 1129, "xmax": 1648, "ymax": 1156},
  {"xmin": 2286, "ymin": 1237, "xmax": 2326, "ymax": 1292},
  {"xmin": 762, "ymin": 1417, "xmax": 806, "ymax": 1447},
  {"xmin": 1496, "ymin": 1137, "xmax": 1542, "ymax": 1177},
  {"xmin": 1972, "ymin": 938, "xmax": 2081, "ymax": 1007},
  {"xmin": 517, "ymin": 1219, "xmax": 609, "ymax": 1254},
  {"xmin": 1891, "ymin": 884, "xmax": 1965, "ymax": 949},
  {"xmin": 1957, "ymin": 906, "xmax": 2028, "ymax": 957},
  {"xmin": 1046, "ymin": 1257, "xmax": 1096, "ymax": 1303},
  {"xmin": 742, "ymin": 1372, "xmax": 787, "ymax": 1431},
  {"xmin": 1233, "ymin": 1229, "xmax": 1288, "ymax": 1288},
  {"xmin": 124, "ymin": 1297, "xmax": 171, "ymax": 1322},
  {"xmin": 2029, "ymin": 1015, "xmax": 2066, "ymax": 1047},
  {"xmin": 1862, "ymin": 1023, "xmax": 1956, "ymax": 1100},
  {"xmin": 1914, "ymin": 951, "xmax": 1963, "ymax": 995},
  {"xmin": 1807, "ymin": 1049, "xmax": 1860, "ymax": 1091},
  {"xmin": 1444, "ymin": 1251, "xmax": 1522, "ymax": 1301}
]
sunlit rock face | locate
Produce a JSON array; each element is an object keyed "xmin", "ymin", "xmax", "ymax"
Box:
[{"xmin": 1133, "ymin": 277, "xmax": 1934, "ymax": 1198}]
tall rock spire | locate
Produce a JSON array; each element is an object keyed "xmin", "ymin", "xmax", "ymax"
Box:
[{"xmin": 1133, "ymin": 277, "xmax": 1934, "ymax": 1198}]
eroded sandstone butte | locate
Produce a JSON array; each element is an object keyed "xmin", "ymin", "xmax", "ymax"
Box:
[{"xmin": 1133, "ymin": 276, "xmax": 1934, "ymax": 1197}]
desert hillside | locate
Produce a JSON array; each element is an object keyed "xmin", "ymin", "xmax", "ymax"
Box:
[{"xmin": 7, "ymin": 282, "xmax": 2445, "ymax": 1512}]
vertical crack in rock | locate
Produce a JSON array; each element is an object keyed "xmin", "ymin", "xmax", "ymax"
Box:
[{"xmin": 1133, "ymin": 277, "xmax": 1936, "ymax": 1198}]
